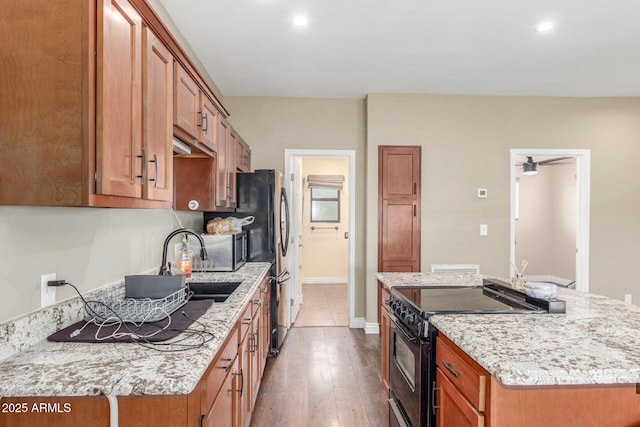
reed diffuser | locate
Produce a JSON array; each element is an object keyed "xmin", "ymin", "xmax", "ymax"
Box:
[{"xmin": 511, "ymin": 260, "xmax": 529, "ymax": 291}]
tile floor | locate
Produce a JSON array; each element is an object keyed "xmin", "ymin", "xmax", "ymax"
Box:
[{"xmin": 293, "ymin": 283, "xmax": 348, "ymax": 327}]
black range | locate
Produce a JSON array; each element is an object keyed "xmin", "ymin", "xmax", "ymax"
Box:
[{"xmin": 386, "ymin": 278, "xmax": 549, "ymax": 427}]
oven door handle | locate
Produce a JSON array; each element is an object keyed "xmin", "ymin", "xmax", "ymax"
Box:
[
  {"xmin": 388, "ymin": 312, "xmax": 420, "ymax": 345},
  {"xmin": 388, "ymin": 398, "xmax": 411, "ymax": 427}
]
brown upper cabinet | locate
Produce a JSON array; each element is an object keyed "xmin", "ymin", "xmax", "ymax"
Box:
[
  {"xmin": 0, "ymin": 0, "xmax": 181, "ymax": 208},
  {"xmin": 378, "ymin": 146, "xmax": 422, "ymax": 272},
  {"xmin": 236, "ymin": 135, "xmax": 252, "ymax": 173},
  {"xmin": 215, "ymin": 117, "xmax": 236, "ymax": 209},
  {"xmin": 173, "ymin": 62, "xmax": 219, "ymax": 155},
  {"xmin": 142, "ymin": 27, "xmax": 174, "ymax": 202}
]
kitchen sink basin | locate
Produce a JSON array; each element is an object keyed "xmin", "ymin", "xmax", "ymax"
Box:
[{"xmin": 188, "ymin": 281, "xmax": 243, "ymax": 302}]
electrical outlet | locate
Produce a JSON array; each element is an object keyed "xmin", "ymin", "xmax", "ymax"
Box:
[
  {"xmin": 40, "ymin": 273, "xmax": 57, "ymax": 308},
  {"xmin": 624, "ymin": 294, "xmax": 632, "ymax": 304}
]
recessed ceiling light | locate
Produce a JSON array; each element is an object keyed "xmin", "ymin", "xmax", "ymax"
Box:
[
  {"xmin": 536, "ymin": 22, "xmax": 554, "ymax": 32},
  {"xmin": 293, "ymin": 14, "xmax": 308, "ymax": 27}
]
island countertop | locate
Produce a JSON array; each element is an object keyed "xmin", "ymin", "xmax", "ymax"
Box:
[
  {"xmin": 377, "ymin": 272, "xmax": 640, "ymax": 387},
  {"xmin": 0, "ymin": 262, "xmax": 270, "ymax": 397}
]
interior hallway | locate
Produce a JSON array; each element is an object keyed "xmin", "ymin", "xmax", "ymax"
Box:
[
  {"xmin": 249, "ymin": 327, "xmax": 388, "ymax": 427},
  {"xmin": 293, "ymin": 284, "xmax": 348, "ymax": 327}
]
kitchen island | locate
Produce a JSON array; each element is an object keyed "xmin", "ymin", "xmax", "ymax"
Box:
[
  {"xmin": 0, "ymin": 262, "xmax": 271, "ymax": 426},
  {"xmin": 377, "ymin": 272, "xmax": 640, "ymax": 426}
]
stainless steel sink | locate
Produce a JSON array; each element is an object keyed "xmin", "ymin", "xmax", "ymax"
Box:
[{"xmin": 188, "ymin": 281, "xmax": 242, "ymax": 302}]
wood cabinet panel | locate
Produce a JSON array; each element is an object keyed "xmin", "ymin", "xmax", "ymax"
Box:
[
  {"xmin": 436, "ymin": 336, "xmax": 487, "ymax": 411},
  {"xmin": 436, "ymin": 368, "xmax": 485, "ymax": 427},
  {"xmin": 202, "ymin": 358, "xmax": 236, "ymax": 427},
  {"xmin": 378, "ymin": 282, "xmax": 391, "ymax": 393},
  {"xmin": 200, "ymin": 96, "xmax": 219, "ymax": 152},
  {"xmin": 202, "ymin": 328, "xmax": 238, "ymax": 415},
  {"xmin": 216, "ymin": 116, "xmax": 232, "ymax": 208},
  {"xmin": 173, "ymin": 155, "xmax": 216, "ymax": 211},
  {"xmin": 173, "ymin": 62, "xmax": 201, "ymax": 143},
  {"xmin": 380, "ymin": 147, "xmax": 419, "ymax": 201},
  {"xmin": 0, "ymin": 0, "xmax": 175, "ymax": 208},
  {"xmin": 142, "ymin": 27, "xmax": 173, "ymax": 202},
  {"xmin": 380, "ymin": 200, "xmax": 419, "ymax": 261},
  {"xmin": 378, "ymin": 146, "xmax": 421, "ymax": 272},
  {"xmin": 96, "ymin": 0, "xmax": 143, "ymax": 199}
]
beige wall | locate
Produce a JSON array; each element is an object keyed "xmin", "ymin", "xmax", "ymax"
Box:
[
  {"xmin": 300, "ymin": 157, "xmax": 349, "ymax": 281},
  {"xmin": 0, "ymin": 207, "xmax": 201, "ymax": 323},
  {"xmin": 366, "ymin": 93, "xmax": 640, "ymax": 322},
  {"xmin": 224, "ymin": 96, "xmax": 367, "ymax": 318},
  {"xmin": 515, "ymin": 161, "xmax": 577, "ymax": 280}
]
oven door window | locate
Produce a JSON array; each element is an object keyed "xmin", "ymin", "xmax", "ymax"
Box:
[{"xmin": 393, "ymin": 332, "xmax": 416, "ymax": 391}]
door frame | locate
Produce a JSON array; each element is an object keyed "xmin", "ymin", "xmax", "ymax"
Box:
[
  {"xmin": 284, "ymin": 149, "xmax": 356, "ymax": 328},
  {"xmin": 509, "ymin": 148, "xmax": 591, "ymax": 292}
]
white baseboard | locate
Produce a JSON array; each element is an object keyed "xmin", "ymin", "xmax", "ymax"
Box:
[
  {"xmin": 301, "ymin": 277, "xmax": 348, "ymax": 285},
  {"xmin": 349, "ymin": 317, "xmax": 365, "ymax": 329},
  {"xmin": 364, "ymin": 322, "xmax": 380, "ymax": 335}
]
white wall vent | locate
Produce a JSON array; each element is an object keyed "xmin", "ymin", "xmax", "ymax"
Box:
[{"xmin": 430, "ymin": 264, "xmax": 480, "ymax": 274}]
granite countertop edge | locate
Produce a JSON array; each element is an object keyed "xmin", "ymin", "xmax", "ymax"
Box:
[{"xmin": 0, "ymin": 262, "xmax": 271, "ymax": 398}]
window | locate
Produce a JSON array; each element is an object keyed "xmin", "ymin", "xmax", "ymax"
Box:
[{"xmin": 310, "ymin": 188, "xmax": 340, "ymax": 222}]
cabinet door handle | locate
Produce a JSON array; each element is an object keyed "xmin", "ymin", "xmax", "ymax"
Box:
[
  {"xmin": 442, "ymin": 361, "xmax": 460, "ymax": 378},
  {"xmin": 232, "ymin": 369, "xmax": 244, "ymax": 396},
  {"xmin": 217, "ymin": 357, "xmax": 233, "ymax": 372},
  {"xmin": 431, "ymin": 381, "xmax": 440, "ymax": 414},
  {"xmin": 242, "ymin": 317, "xmax": 252, "ymax": 325},
  {"xmin": 197, "ymin": 109, "xmax": 203, "ymax": 128},
  {"xmin": 149, "ymin": 154, "xmax": 158, "ymax": 187},
  {"xmin": 413, "ymin": 182, "xmax": 417, "ymax": 194},
  {"xmin": 202, "ymin": 113, "xmax": 209, "ymax": 133},
  {"xmin": 136, "ymin": 148, "xmax": 146, "ymax": 182},
  {"xmin": 413, "ymin": 204, "xmax": 416, "ymax": 217}
]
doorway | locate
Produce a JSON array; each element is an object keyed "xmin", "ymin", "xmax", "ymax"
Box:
[
  {"xmin": 510, "ymin": 149, "xmax": 591, "ymax": 292},
  {"xmin": 284, "ymin": 149, "xmax": 356, "ymax": 328}
]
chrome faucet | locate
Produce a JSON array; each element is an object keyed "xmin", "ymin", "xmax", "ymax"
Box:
[{"xmin": 159, "ymin": 228, "xmax": 208, "ymax": 275}]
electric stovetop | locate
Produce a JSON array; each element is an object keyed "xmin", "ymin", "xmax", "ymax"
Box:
[{"xmin": 391, "ymin": 280, "xmax": 544, "ymax": 319}]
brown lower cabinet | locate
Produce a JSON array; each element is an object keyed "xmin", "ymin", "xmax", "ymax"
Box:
[
  {"xmin": 378, "ymin": 282, "xmax": 391, "ymax": 393},
  {"xmin": 435, "ymin": 334, "xmax": 640, "ymax": 427},
  {"xmin": 0, "ymin": 278, "xmax": 271, "ymax": 427}
]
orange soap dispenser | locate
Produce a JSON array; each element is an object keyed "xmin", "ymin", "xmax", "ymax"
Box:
[{"xmin": 175, "ymin": 236, "xmax": 193, "ymax": 278}]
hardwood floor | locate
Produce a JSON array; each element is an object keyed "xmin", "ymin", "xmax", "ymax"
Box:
[
  {"xmin": 293, "ymin": 284, "xmax": 348, "ymax": 327},
  {"xmin": 250, "ymin": 327, "xmax": 388, "ymax": 427}
]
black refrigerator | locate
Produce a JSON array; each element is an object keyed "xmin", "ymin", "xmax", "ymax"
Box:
[{"xmin": 205, "ymin": 169, "xmax": 290, "ymax": 355}]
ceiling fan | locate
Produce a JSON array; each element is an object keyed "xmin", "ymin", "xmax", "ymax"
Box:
[{"xmin": 519, "ymin": 156, "xmax": 573, "ymax": 176}]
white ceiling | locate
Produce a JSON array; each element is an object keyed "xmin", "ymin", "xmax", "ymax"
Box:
[{"xmin": 157, "ymin": 0, "xmax": 640, "ymax": 99}]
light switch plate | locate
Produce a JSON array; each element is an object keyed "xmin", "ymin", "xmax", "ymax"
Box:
[{"xmin": 480, "ymin": 224, "xmax": 488, "ymax": 236}]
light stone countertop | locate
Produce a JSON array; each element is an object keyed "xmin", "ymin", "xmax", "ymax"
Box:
[
  {"xmin": 377, "ymin": 272, "xmax": 640, "ymax": 387},
  {"xmin": 376, "ymin": 272, "xmax": 483, "ymax": 289},
  {"xmin": 0, "ymin": 262, "xmax": 270, "ymax": 397}
]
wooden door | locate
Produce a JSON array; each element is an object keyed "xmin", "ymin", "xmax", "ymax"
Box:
[
  {"xmin": 378, "ymin": 146, "xmax": 421, "ymax": 272},
  {"xmin": 173, "ymin": 62, "xmax": 200, "ymax": 142},
  {"xmin": 142, "ymin": 27, "xmax": 173, "ymax": 202},
  {"xmin": 216, "ymin": 116, "xmax": 231, "ymax": 207},
  {"xmin": 96, "ymin": 0, "xmax": 143, "ymax": 199}
]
